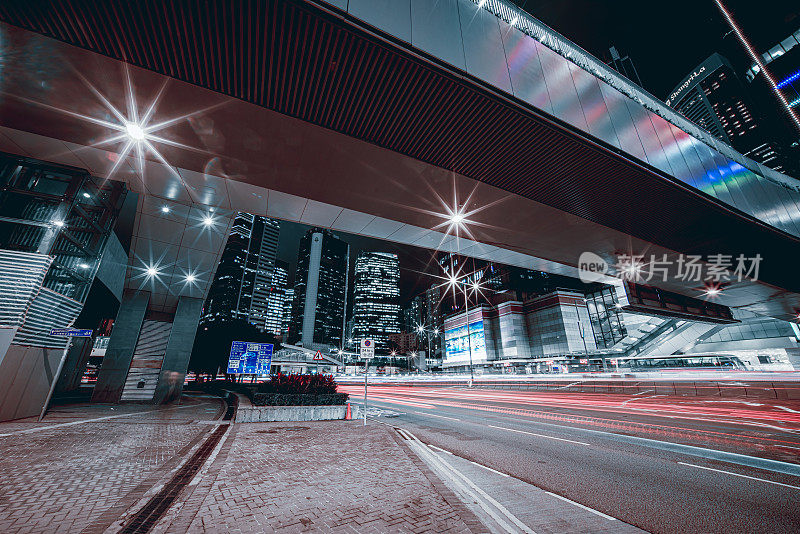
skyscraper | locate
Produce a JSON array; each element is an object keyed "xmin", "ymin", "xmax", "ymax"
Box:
[
  {"xmin": 606, "ymin": 46, "xmax": 642, "ymax": 87},
  {"xmin": 200, "ymin": 213, "xmax": 281, "ymax": 331},
  {"xmin": 289, "ymin": 228, "xmax": 349, "ymax": 349},
  {"xmin": 743, "ymin": 26, "xmax": 800, "ymax": 177},
  {"xmin": 665, "ymin": 53, "xmax": 788, "ymax": 174},
  {"xmin": 264, "ymin": 260, "xmax": 289, "ymax": 336},
  {"xmin": 352, "ymin": 252, "xmax": 400, "ymax": 351},
  {"xmin": 281, "ymin": 288, "xmax": 294, "ymax": 340}
]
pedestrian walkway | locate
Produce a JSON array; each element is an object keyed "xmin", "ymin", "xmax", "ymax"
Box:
[
  {"xmin": 0, "ymin": 397, "xmax": 223, "ymax": 533},
  {"xmin": 0, "ymin": 400, "xmax": 482, "ymax": 533}
]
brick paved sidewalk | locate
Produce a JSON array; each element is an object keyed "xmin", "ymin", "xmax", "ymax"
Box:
[
  {"xmin": 0, "ymin": 397, "xmax": 224, "ymax": 534},
  {"xmin": 152, "ymin": 420, "xmax": 484, "ymax": 534}
]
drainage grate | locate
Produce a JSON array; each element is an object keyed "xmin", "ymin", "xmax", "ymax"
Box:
[{"xmin": 119, "ymin": 399, "xmax": 235, "ymax": 533}]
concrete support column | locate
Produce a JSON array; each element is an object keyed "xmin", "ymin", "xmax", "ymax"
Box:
[
  {"xmin": 153, "ymin": 296, "xmax": 203, "ymax": 404},
  {"xmin": 92, "ymin": 291, "xmax": 150, "ymax": 403}
]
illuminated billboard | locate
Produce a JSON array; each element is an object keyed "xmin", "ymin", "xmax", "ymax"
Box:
[{"xmin": 444, "ymin": 318, "xmax": 487, "ymax": 365}]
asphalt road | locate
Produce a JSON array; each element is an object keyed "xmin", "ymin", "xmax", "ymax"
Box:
[{"xmin": 340, "ymin": 384, "xmax": 800, "ymax": 534}]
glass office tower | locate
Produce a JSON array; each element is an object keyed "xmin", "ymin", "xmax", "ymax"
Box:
[
  {"xmin": 289, "ymin": 228, "xmax": 349, "ymax": 349},
  {"xmin": 200, "ymin": 213, "xmax": 280, "ymax": 331},
  {"xmin": 352, "ymin": 252, "xmax": 400, "ymax": 351}
]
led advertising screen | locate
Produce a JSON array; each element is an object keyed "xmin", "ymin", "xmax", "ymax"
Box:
[
  {"xmin": 227, "ymin": 341, "xmax": 273, "ymax": 374},
  {"xmin": 444, "ymin": 319, "xmax": 486, "ymax": 364}
]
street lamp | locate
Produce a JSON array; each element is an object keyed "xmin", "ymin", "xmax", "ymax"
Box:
[{"xmin": 448, "ymin": 272, "xmax": 479, "ymax": 387}]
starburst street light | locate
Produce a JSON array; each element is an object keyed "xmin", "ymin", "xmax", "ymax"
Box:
[
  {"xmin": 9, "ymin": 64, "xmax": 225, "ymax": 184},
  {"xmin": 704, "ymin": 285, "xmax": 722, "ymax": 297},
  {"xmin": 125, "ymin": 121, "xmax": 145, "ymax": 141}
]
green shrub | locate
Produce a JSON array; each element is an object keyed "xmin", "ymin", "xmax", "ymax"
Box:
[
  {"xmin": 251, "ymin": 392, "xmax": 349, "ymax": 406},
  {"xmin": 256, "ymin": 373, "xmax": 339, "ymax": 395}
]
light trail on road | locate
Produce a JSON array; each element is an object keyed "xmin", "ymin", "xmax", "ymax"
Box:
[{"xmin": 343, "ymin": 383, "xmax": 800, "ymax": 533}]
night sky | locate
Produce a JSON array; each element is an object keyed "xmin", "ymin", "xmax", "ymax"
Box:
[
  {"xmin": 276, "ymin": 1, "xmax": 800, "ymax": 303},
  {"xmin": 519, "ymin": 1, "xmax": 800, "ymax": 98}
]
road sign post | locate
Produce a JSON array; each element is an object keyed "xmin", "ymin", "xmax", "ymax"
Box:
[
  {"xmin": 360, "ymin": 339, "xmax": 374, "ymax": 426},
  {"xmin": 39, "ymin": 328, "xmax": 94, "ymax": 421}
]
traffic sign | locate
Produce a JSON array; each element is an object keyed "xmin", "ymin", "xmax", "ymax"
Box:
[
  {"xmin": 360, "ymin": 338, "xmax": 375, "ymax": 359},
  {"xmin": 227, "ymin": 341, "xmax": 273, "ymax": 374},
  {"xmin": 313, "ymin": 351, "xmax": 324, "ymax": 361},
  {"xmin": 49, "ymin": 328, "xmax": 93, "ymax": 337}
]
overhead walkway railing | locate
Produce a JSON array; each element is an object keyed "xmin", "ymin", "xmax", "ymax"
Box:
[{"xmin": 472, "ymin": 0, "xmax": 800, "ymax": 193}]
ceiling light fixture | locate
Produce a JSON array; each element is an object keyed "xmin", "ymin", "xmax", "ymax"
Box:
[{"xmin": 125, "ymin": 121, "xmax": 145, "ymax": 141}]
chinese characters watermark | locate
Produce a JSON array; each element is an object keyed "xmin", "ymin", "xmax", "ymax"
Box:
[{"xmin": 578, "ymin": 251, "xmax": 762, "ymax": 284}]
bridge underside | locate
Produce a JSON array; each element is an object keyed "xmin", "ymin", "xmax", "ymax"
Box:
[{"xmin": 0, "ymin": 1, "xmax": 799, "ymax": 320}]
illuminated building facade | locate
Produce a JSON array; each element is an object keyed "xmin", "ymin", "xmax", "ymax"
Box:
[
  {"xmin": 666, "ymin": 53, "xmax": 789, "ymax": 174},
  {"xmin": 264, "ymin": 260, "xmax": 289, "ymax": 337},
  {"xmin": 744, "ymin": 26, "xmax": 800, "ymax": 176},
  {"xmin": 443, "ymin": 290, "xmax": 596, "ymax": 372},
  {"xmin": 352, "ymin": 252, "xmax": 400, "ymax": 351},
  {"xmin": 289, "ymin": 228, "xmax": 349, "ymax": 349},
  {"xmin": 200, "ymin": 213, "xmax": 281, "ymax": 331}
]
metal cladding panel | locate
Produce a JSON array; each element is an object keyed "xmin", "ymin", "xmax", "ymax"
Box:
[
  {"xmin": 121, "ymin": 319, "xmax": 171, "ymax": 401},
  {"xmin": 410, "ymin": 0, "xmax": 465, "ymax": 70},
  {"xmin": 457, "ymin": 0, "xmax": 512, "ymax": 93},
  {"xmin": 669, "ymin": 126, "xmax": 706, "ymax": 190},
  {"xmin": 623, "ymin": 97, "xmax": 670, "ymax": 174},
  {"xmin": 500, "ymin": 26, "xmax": 553, "ymax": 115},
  {"xmin": 649, "ymin": 114, "xmax": 691, "ymax": 186},
  {"xmin": 570, "ymin": 64, "xmax": 619, "ymax": 149},
  {"xmin": 755, "ymin": 178, "xmax": 799, "ymax": 235},
  {"xmin": 348, "ymin": 0, "xmax": 411, "ymax": 43},
  {"xmin": 706, "ymin": 148, "xmax": 739, "ymax": 208},
  {"xmin": 597, "ymin": 80, "xmax": 647, "ymax": 162},
  {"xmin": 0, "ymin": 250, "xmax": 51, "ymax": 329},
  {"xmin": 538, "ymin": 45, "xmax": 588, "ymax": 132},
  {"xmin": 13, "ymin": 288, "xmax": 82, "ymax": 349}
]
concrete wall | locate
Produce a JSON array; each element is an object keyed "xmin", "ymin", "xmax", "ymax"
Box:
[
  {"xmin": 0, "ymin": 345, "xmax": 64, "ymax": 421},
  {"xmin": 236, "ymin": 404, "xmax": 347, "ymax": 422}
]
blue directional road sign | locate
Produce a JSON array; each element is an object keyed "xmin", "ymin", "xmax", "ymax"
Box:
[
  {"xmin": 49, "ymin": 328, "xmax": 93, "ymax": 337},
  {"xmin": 227, "ymin": 341, "xmax": 273, "ymax": 374}
]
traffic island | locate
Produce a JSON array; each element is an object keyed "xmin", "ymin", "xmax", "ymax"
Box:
[
  {"xmin": 235, "ymin": 393, "xmax": 348, "ymax": 422},
  {"xmin": 232, "ymin": 373, "xmax": 351, "ymax": 422}
]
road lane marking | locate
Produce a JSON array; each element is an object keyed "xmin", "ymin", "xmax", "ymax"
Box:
[
  {"xmin": 486, "ymin": 424, "xmax": 591, "ymax": 446},
  {"xmin": 469, "ymin": 460, "xmax": 510, "ymax": 477},
  {"xmin": 414, "ymin": 411, "xmax": 461, "ymax": 421},
  {"xmin": 678, "ymin": 462, "xmax": 800, "ymax": 490},
  {"xmin": 543, "ymin": 491, "xmax": 617, "ymax": 520},
  {"xmin": 0, "ymin": 403, "xmax": 205, "ymax": 437},
  {"xmin": 402, "ymin": 430, "xmax": 537, "ymax": 533},
  {"xmin": 429, "ymin": 445, "xmax": 453, "ymax": 455}
]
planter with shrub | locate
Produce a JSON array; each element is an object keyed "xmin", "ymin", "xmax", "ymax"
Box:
[{"xmin": 236, "ymin": 373, "xmax": 350, "ymax": 422}]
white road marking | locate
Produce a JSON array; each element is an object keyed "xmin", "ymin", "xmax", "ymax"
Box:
[
  {"xmin": 678, "ymin": 462, "xmax": 800, "ymax": 490},
  {"xmin": 414, "ymin": 411, "xmax": 461, "ymax": 421},
  {"xmin": 469, "ymin": 460, "xmax": 510, "ymax": 477},
  {"xmin": 544, "ymin": 491, "xmax": 617, "ymax": 520},
  {"xmin": 0, "ymin": 403, "xmax": 204, "ymax": 437},
  {"xmin": 486, "ymin": 424, "xmax": 591, "ymax": 446},
  {"xmin": 405, "ymin": 432, "xmax": 537, "ymax": 534},
  {"xmin": 429, "ymin": 445, "xmax": 453, "ymax": 455}
]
